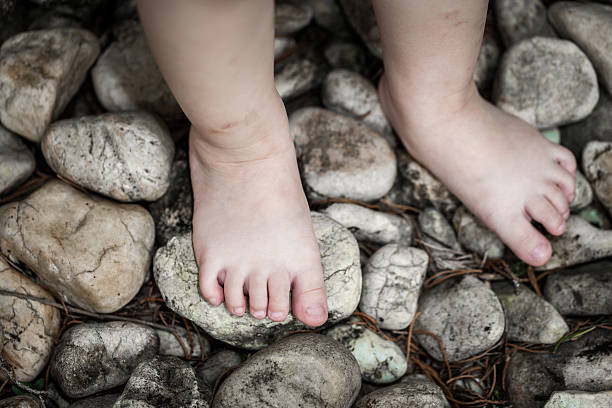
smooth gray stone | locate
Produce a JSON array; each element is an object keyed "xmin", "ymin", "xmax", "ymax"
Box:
[
  {"xmin": 0, "ymin": 125, "xmax": 34, "ymax": 195},
  {"xmin": 196, "ymin": 350, "xmax": 245, "ymax": 387},
  {"xmin": 419, "ymin": 207, "xmax": 460, "ymax": 250},
  {"xmin": 275, "ymin": 57, "xmax": 320, "ymax": 100},
  {"xmin": 273, "ymin": 36, "xmax": 295, "ymax": 58},
  {"xmin": 274, "ymin": 2, "xmax": 313, "ymax": 35},
  {"xmin": 495, "ymin": 0, "xmax": 556, "ymax": 46},
  {"xmin": 453, "ymin": 208, "xmax": 504, "ymax": 259},
  {"xmin": 306, "ymin": 0, "xmax": 351, "ymax": 36},
  {"xmin": 561, "ymin": 92, "xmax": 612, "ymax": 159},
  {"xmin": 157, "ymin": 326, "xmax": 211, "ymax": 359},
  {"xmin": 354, "ymin": 380, "xmax": 450, "ymax": 408},
  {"xmin": 544, "ymin": 391, "xmax": 612, "ymax": 408},
  {"xmin": 570, "ymin": 170, "xmax": 593, "ymax": 212},
  {"xmin": 338, "ymin": 0, "xmax": 381, "ymax": 58}
]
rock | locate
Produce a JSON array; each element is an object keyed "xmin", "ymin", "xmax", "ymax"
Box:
[
  {"xmin": 148, "ymin": 156, "xmax": 193, "ymax": 246},
  {"xmin": 212, "ymin": 333, "xmax": 360, "ymax": 407},
  {"xmin": 415, "ymin": 275, "xmax": 505, "ymax": 362},
  {"xmin": 0, "ymin": 180, "xmax": 155, "ymax": 313},
  {"xmin": 325, "ymin": 323, "xmax": 408, "ymax": 383},
  {"xmin": 561, "ymin": 92, "xmax": 612, "ymax": 159},
  {"xmin": 570, "ymin": 170, "xmax": 593, "ymax": 212},
  {"xmin": 0, "ymin": 126, "xmax": 35, "ymax": 195},
  {"xmin": 157, "ymin": 326, "xmax": 211, "ymax": 359},
  {"xmin": 91, "ymin": 21, "xmax": 183, "ymax": 120},
  {"xmin": 273, "ymin": 37, "xmax": 295, "ymax": 58},
  {"xmin": 495, "ymin": 0, "xmax": 556, "ymax": 46},
  {"xmin": 544, "ymin": 391, "xmax": 612, "ymax": 408},
  {"xmin": 323, "ymin": 41, "xmax": 367, "ymax": 75},
  {"xmin": 154, "ymin": 212, "xmax": 361, "ymax": 349},
  {"xmin": 321, "ymin": 203, "xmax": 412, "ymax": 245},
  {"xmin": 114, "ymin": 356, "xmax": 208, "ymax": 408},
  {"xmin": 537, "ymin": 216, "xmax": 612, "ymax": 270},
  {"xmin": 418, "ymin": 207, "xmax": 460, "ymax": 250},
  {"xmin": 354, "ymin": 380, "xmax": 449, "ymax": 408},
  {"xmin": 389, "ymin": 150, "xmax": 458, "ymax": 216},
  {"xmin": 0, "ymin": 29, "xmax": 100, "ymax": 142},
  {"xmin": 359, "ymin": 244, "xmax": 427, "ymax": 330},
  {"xmin": 28, "ymin": 11, "xmax": 82, "ymax": 30},
  {"xmin": 338, "ymin": 0, "xmax": 381, "ymax": 58},
  {"xmin": 577, "ymin": 205, "xmax": 608, "ymax": 229},
  {"xmin": 275, "ymin": 58, "xmax": 320, "ymax": 100},
  {"xmin": 494, "ymin": 37, "xmax": 599, "ymax": 129},
  {"xmin": 493, "ymin": 282, "xmax": 568, "ymax": 344},
  {"xmin": 543, "ymin": 260, "xmax": 612, "ymax": 316},
  {"xmin": 51, "ymin": 321, "xmax": 159, "ymax": 398},
  {"xmin": 274, "ymin": 2, "xmax": 313, "ymax": 35},
  {"xmin": 70, "ymin": 394, "xmax": 120, "ymax": 408},
  {"xmin": 453, "ymin": 208, "xmax": 505, "ymax": 259},
  {"xmin": 291, "ymin": 107, "xmax": 396, "ymax": 201},
  {"xmin": 0, "ymin": 395, "xmax": 43, "ymax": 408},
  {"xmin": 542, "ymin": 128, "xmax": 562, "ymax": 144},
  {"xmin": 29, "ymin": 0, "xmax": 103, "ymax": 21},
  {"xmin": 306, "ymin": 0, "xmax": 351, "ymax": 36},
  {"xmin": 42, "ymin": 112, "xmax": 174, "ymax": 202},
  {"xmin": 507, "ymin": 329, "xmax": 612, "ymax": 408},
  {"xmin": 549, "ymin": 2, "xmax": 612, "ymax": 94},
  {"xmin": 196, "ymin": 349, "xmax": 245, "ymax": 387},
  {"xmin": 582, "ymin": 141, "xmax": 612, "ymax": 213},
  {"xmin": 0, "ymin": 0, "xmax": 26, "ymax": 45},
  {"xmin": 321, "ymin": 69, "xmax": 394, "ymax": 145},
  {"xmin": 474, "ymin": 34, "xmax": 501, "ymax": 92},
  {"xmin": 0, "ymin": 259, "xmax": 61, "ymax": 382}
]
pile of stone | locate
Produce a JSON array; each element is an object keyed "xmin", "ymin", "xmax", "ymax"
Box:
[{"xmin": 0, "ymin": 0, "xmax": 611, "ymax": 407}]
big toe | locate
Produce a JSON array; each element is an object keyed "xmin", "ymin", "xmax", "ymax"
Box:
[
  {"xmin": 291, "ymin": 268, "xmax": 328, "ymax": 327},
  {"xmin": 494, "ymin": 212, "xmax": 552, "ymax": 266}
]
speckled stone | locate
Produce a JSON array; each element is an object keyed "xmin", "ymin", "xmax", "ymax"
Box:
[
  {"xmin": 0, "ymin": 180, "xmax": 155, "ymax": 313},
  {"xmin": 338, "ymin": 0, "xmax": 381, "ymax": 58},
  {"xmin": 212, "ymin": 333, "xmax": 361, "ymax": 408},
  {"xmin": 582, "ymin": 141, "xmax": 612, "ymax": 214},
  {"xmin": 354, "ymin": 379, "xmax": 450, "ymax": 408},
  {"xmin": 154, "ymin": 212, "xmax": 361, "ymax": 349},
  {"xmin": 453, "ymin": 208, "xmax": 505, "ymax": 259},
  {"xmin": 570, "ymin": 170, "xmax": 593, "ymax": 212},
  {"xmin": 544, "ymin": 391, "xmax": 612, "ymax": 408},
  {"xmin": 291, "ymin": 107, "xmax": 396, "ymax": 201},
  {"xmin": 359, "ymin": 244, "xmax": 428, "ymax": 330},
  {"xmin": 0, "ymin": 28, "xmax": 100, "ymax": 141},
  {"xmin": 495, "ymin": 0, "xmax": 556, "ymax": 46},
  {"xmin": 157, "ymin": 326, "xmax": 211, "ymax": 360},
  {"xmin": 0, "ymin": 395, "xmax": 43, "ymax": 408},
  {"xmin": 42, "ymin": 112, "xmax": 175, "ymax": 202},
  {"xmin": 0, "ymin": 125, "xmax": 34, "ymax": 195},
  {"xmin": 494, "ymin": 37, "xmax": 599, "ymax": 129},
  {"xmin": 275, "ymin": 58, "xmax": 320, "ymax": 100},
  {"xmin": 274, "ymin": 2, "xmax": 313, "ymax": 35}
]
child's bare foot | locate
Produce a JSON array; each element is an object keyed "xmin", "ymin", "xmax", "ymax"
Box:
[
  {"xmin": 189, "ymin": 100, "xmax": 328, "ymax": 326},
  {"xmin": 379, "ymin": 77, "xmax": 576, "ymax": 266}
]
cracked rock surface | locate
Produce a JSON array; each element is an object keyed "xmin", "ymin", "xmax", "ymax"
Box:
[
  {"xmin": 0, "ymin": 258, "xmax": 61, "ymax": 382},
  {"xmin": 154, "ymin": 212, "xmax": 361, "ymax": 349},
  {"xmin": 212, "ymin": 333, "xmax": 360, "ymax": 408},
  {"xmin": 291, "ymin": 107, "xmax": 396, "ymax": 201},
  {"xmin": 359, "ymin": 244, "xmax": 428, "ymax": 330},
  {"xmin": 0, "ymin": 180, "xmax": 155, "ymax": 313},
  {"xmin": 51, "ymin": 321, "xmax": 159, "ymax": 398},
  {"xmin": 0, "ymin": 28, "xmax": 99, "ymax": 141},
  {"xmin": 354, "ymin": 377, "xmax": 450, "ymax": 408},
  {"xmin": 0, "ymin": 125, "xmax": 34, "ymax": 195},
  {"xmin": 582, "ymin": 140, "xmax": 612, "ymax": 214},
  {"xmin": 42, "ymin": 111, "xmax": 175, "ymax": 202}
]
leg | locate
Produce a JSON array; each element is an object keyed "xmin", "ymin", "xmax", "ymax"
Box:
[
  {"xmin": 137, "ymin": 0, "xmax": 327, "ymax": 325},
  {"xmin": 372, "ymin": 0, "xmax": 577, "ymax": 266}
]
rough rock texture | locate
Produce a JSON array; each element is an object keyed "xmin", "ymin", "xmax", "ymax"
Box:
[
  {"xmin": 154, "ymin": 212, "xmax": 361, "ymax": 349},
  {"xmin": 493, "ymin": 282, "xmax": 568, "ymax": 344},
  {"xmin": 42, "ymin": 112, "xmax": 174, "ymax": 202},
  {"xmin": 275, "ymin": 2, "xmax": 313, "ymax": 35},
  {"xmin": 275, "ymin": 58, "xmax": 319, "ymax": 100},
  {"xmin": 494, "ymin": 37, "xmax": 599, "ymax": 129},
  {"xmin": 91, "ymin": 21, "xmax": 182, "ymax": 120},
  {"xmin": 69, "ymin": 394, "xmax": 120, "ymax": 408},
  {"xmin": 51, "ymin": 321, "xmax": 159, "ymax": 398},
  {"xmin": 582, "ymin": 141, "xmax": 612, "ymax": 213},
  {"xmin": 0, "ymin": 28, "xmax": 100, "ymax": 141},
  {"xmin": 212, "ymin": 333, "xmax": 361, "ymax": 408},
  {"xmin": 389, "ymin": 150, "xmax": 458, "ymax": 217},
  {"xmin": 114, "ymin": 356, "xmax": 208, "ymax": 408},
  {"xmin": 338, "ymin": 0, "xmax": 381, "ymax": 58},
  {"xmin": 495, "ymin": 0, "xmax": 556, "ymax": 46},
  {"xmin": 570, "ymin": 170, "xmax": 593, "ymax": 211},
  {"xmin": 322, "ymin": 69, "xmax": 394, "ymax": 144},
  {"xmin": 453, "ymin": 208, "xmax": 505, "ymax": 259},
  {"xmin": 561, "ymin": 92, "xmax": 612, "ymax": 159},
  {"xmin": 359, "ymin": 244, "xmax": 427, "ymax": 330},
  {"xmin": 0, "ymin": 125, "xmax": 34, "ymax": 195},
  {"xmin": 507, "ymin": 329, "xmax": 612, "ymax": 408},
  {"xmin": 291, "ymin": 107, "xmax": 396, "ymax": 201},
  {"xmin": 322, "ymin": 203, "xmax": 412, "ymax": 245},
  {"xmin": 354, "ymin": 379, "xmax": 450, "ymax": 408},
  {"xmin": 0, "ymin": 180, "xmax": 155, "ymax": 313},
  {"xmin": 326, "ymin": 323, "xmax": 408, "ymax": 384},
  {"xmin": 157, "ymin": 326, "xmax": 211, "ymax": 359},
  {"xmin": 544, "ymin": 391, "xmax": 612, "ymax": 408},
  {"xmin": 196, "ymin": 349, "xmax": 245, "ymax": 387},
  {"xmin": 537, "ymin": 216, "xmax": 612, "ymax": 270},
  {"xmin": 324, "ymin": 42, "xmax": 367, "ymax": 75},
  {"xmin": 549, "ymin": 2, "xmax": 612, "ymax": 94},
  {"xmin": 0, "ymin": 259, "xmax": 61, "ymax": 382},
  {"xmin": 543, "ymin": 261, "xmax": 612, "ymax": 316},
  {"xmin": 415, "ymin": 275, "xmax": 505, "ymax": 362},
  {"xmin": 474, "ymin": 34, "xmax": 501, "ymax": 92},
  {"xmin": 0, "ymin": 395, "xmax": 43, "ymax": 408}
]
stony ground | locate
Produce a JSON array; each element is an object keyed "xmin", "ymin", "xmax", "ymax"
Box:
[{"xmin": 0, "ymin": 0, "xmax": 611, "ymax": 407}]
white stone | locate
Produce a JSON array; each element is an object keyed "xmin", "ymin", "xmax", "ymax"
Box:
[{"xmin": 0, "ymin": 125, "xmax": 35, "ymax": 195}]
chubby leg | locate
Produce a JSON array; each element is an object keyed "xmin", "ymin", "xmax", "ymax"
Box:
[
  {"xmin": 371, "ymin": 0, "xmax": 576, "ymax": 266},
  {"xmin": 137, "ymin": 0, "xmax": 327, "ymax": 325}
]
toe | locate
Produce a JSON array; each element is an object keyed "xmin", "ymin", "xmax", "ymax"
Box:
[
  {"xmin": 545, "ymin": 184, "xmax": 570, "ymax": 220},
  {"xmin": 198, "ymin": 261, "xmax": 224, "ymax": 306},
  {"xmin": 494, "ymin": 213, "xmax": 552, "ymax": 266},
  {"xmin": 223, "ymin": 270, "xmax": 246, "ymax": 316},
  {"xmin": 267, "ymin": 272, "xmax": 290, "ymax": 322},
  {"xmin": 526, "ymin": 197, "xmax": 566, "ymax": 236},
  {"xmin": 551, "ymin": 165, "xmax": 576, "ymax": 203},
  {"xmin": 247, "ymin": 273, "xmax": 268, "ymax": 319},
  {"xmin": 554, "ymin": 145, "xmax": 577, "ymax": 174},
  {"xmin": 291, "ymin": 266, "xmax": 328, "ymax": 327}
]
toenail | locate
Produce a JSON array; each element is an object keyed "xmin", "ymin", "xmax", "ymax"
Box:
[
  {"xmin": 559, "ymin": 220, "xmax": 566, "ymax": 232},
  {"xmin": 252, "ymin": 309, "xmax": 266, "ymax": 318},
  {"xmin": 306, "ymin": 304, "xmax": 326, "ymax": 317},
  {"xmin": 531, "ymin": 243, "xmax": 549, "ymax": 262},
  {"xmin": 234, "ymin": 306, "xmax": 245, "ymax": 315},
  {"xmin": 562, "ymin": 211, "xmax": 570, "ymax": 220},
  {"xmin": 208, "ymin": 296, "xmax": 219, "ymax": 305},
  {"xmin": 269, "ymin": 311, "xmax": 284, "ymax": 320}
]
